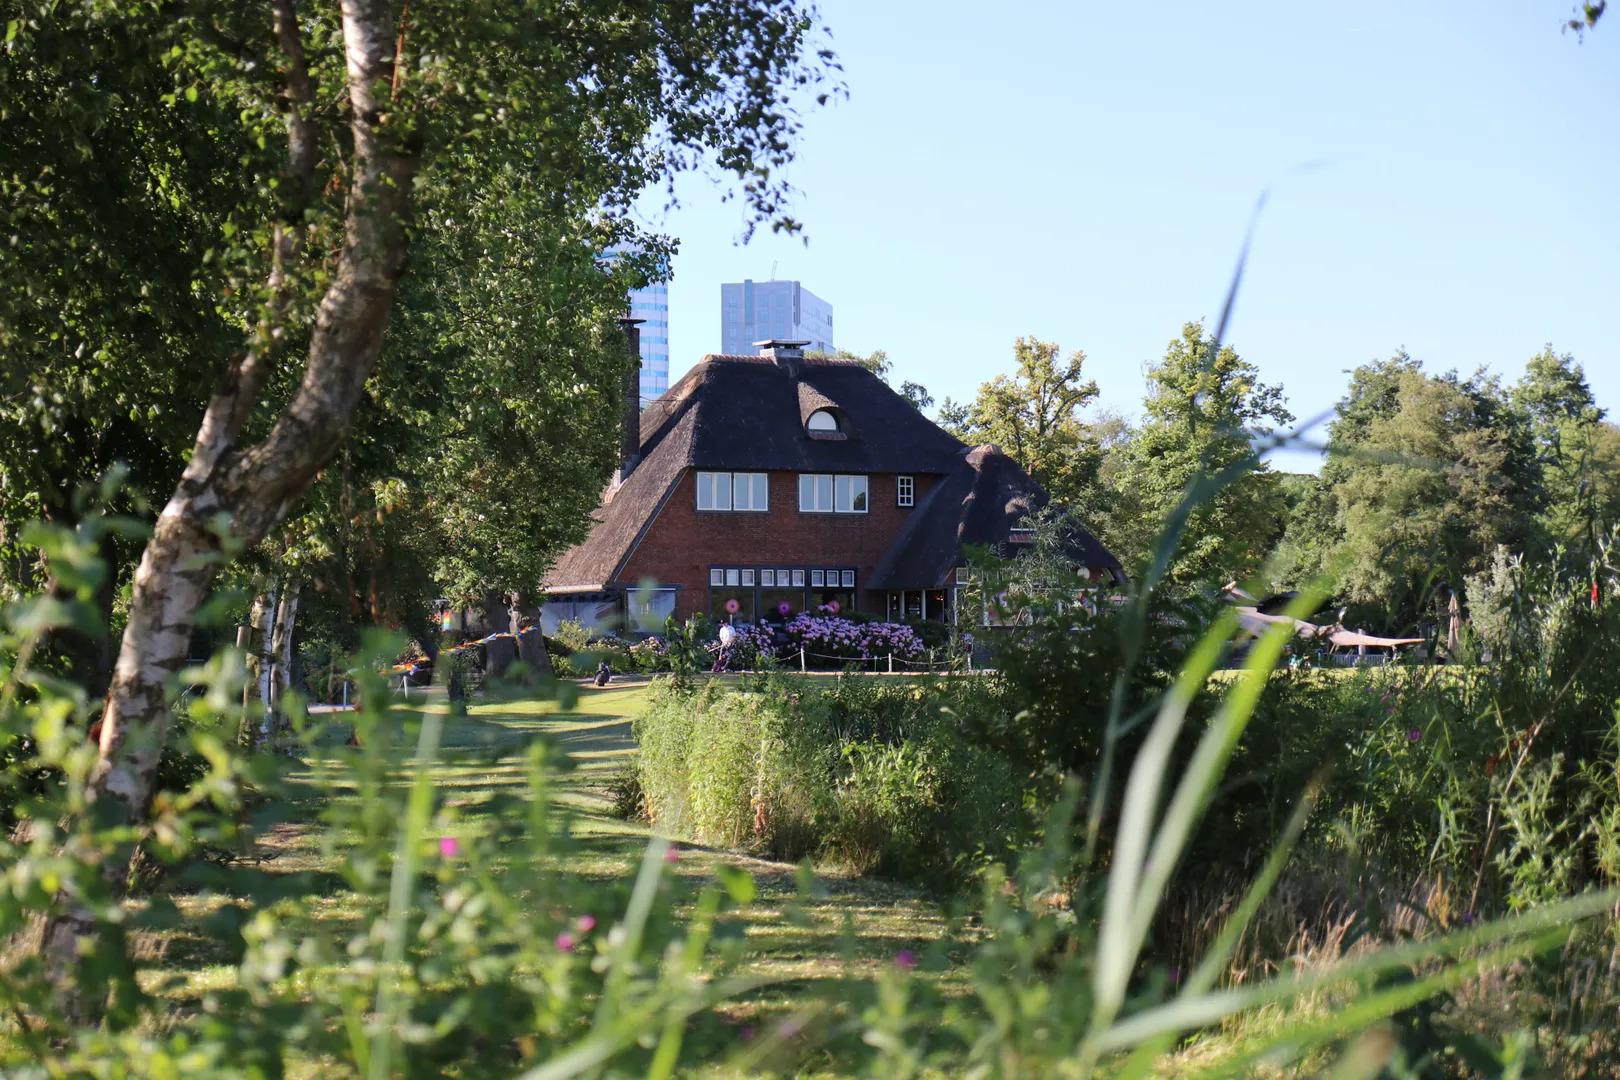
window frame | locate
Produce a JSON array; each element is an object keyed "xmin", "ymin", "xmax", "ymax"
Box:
[
  {"xmin": 798, "ymin": 473, "xmax": 869, "ymax": 514},
  {"xmin": 697, "ymin": 470, "xmax": 768, "ymax": 512},
  {"xmin": 897, "ymin": 475, "xmax": 914, "ymax": 508}
]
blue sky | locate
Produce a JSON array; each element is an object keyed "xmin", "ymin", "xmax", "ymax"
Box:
[{"xmin": 635, "ymin": 2, "xmax": 1620, "ymax": 471}]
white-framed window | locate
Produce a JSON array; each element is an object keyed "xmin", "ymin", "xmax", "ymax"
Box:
[
  {"xmin": 697, "ymin": 471, "xmax": 768, "ymax": 511},
  {"xmin": 955, "ymin": 566, "xmax": 970, "ymax": 585},
  {"xmin": 696, "ymin": 471, "xmax": 731, "ymax": 511},
  {"xmin": 733, "ymin": 472, "xmax": 768, "ymax": 511},
  {"xmin": 806, "ymin": 408, "xmax": 839, "ymax": 433},
  {"xmin": 811, "ymin": 570, "xmax": 825, "ymax": 587},
  {"xmin": 841, "ymin": 570, "xmax": 855, "ymax": 588},
  {"xmin": 725, "ymin": 569, "xmax": 740, "ymax": 586},
  {"xmin": 799, "ymin": 473, "xmax": 868, "ymax": 513},
  {"xmin": 710, "ymin": 568, "xmax": 725, "ymax": 586},
  {"xmin": 741, "ymin": 569, "xmax": 755, "ymax": 586},
  {"xmin": 791, "ymin": 570, "xmax": 805, "ymax": 587},
  {"xmin": 761, "ymin": 569, "xmax": 775, "ymax": 587},
  {"xmin": 897, "ymin": 475, "xmax": 914, "ymax": 507}
]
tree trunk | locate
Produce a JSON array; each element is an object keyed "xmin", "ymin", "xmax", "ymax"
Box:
[
  {"xmin": 237, "ymin": 590, "xmax": 270, "ymax": 747},
  {"xmin": 256, "ymin": 584, "xmax": 281, "ymax": 742},
  {"xmin": 270, "ymin": 580, "xmax": 302, "ymax": 735},
  {"xmin": 40, "ymin": 0, "xmax": 416, "ymax": 1013}
]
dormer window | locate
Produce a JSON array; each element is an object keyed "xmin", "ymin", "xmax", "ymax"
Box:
[{"xmin": 806, "ymin": 408, "xmax": 839, "ymax": 433}]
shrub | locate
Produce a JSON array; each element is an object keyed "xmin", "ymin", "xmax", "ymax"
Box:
[
  {"xmin": 784, "ymin": 613, "xmax": 924, "ymax": 666},
  {"xmin": 635, "ymin": 674, "xmax": 1023, "ymax": 889}
]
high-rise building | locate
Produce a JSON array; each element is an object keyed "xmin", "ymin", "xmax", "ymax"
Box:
[
  {"xmin": 628, "ymin": 280, "xmax": 669, "ymax": 403},
  {"xmin": 603, "ymin": 244, "xmax": 671, "ymax": 404},
  {"xmin": 720, "ymin": 279, "xmax": 833, "ymax": 355}
]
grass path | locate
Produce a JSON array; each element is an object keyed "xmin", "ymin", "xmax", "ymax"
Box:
[
  {"xmin": 226, "ymin": 682, "xmax": 953, "ymax": 1037},
  {"xmin": 472, "ymin": 683, "xmax": 953, "ymax": 1017}
]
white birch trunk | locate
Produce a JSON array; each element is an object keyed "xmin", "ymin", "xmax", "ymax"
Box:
[{"xmin": 41, "ymin": 0, "xmax": 416, "ymax": 1013}]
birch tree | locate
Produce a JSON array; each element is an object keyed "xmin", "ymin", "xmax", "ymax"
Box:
[{"xmin": 19, "ymin": 0, "xmax": 838, "ymax": 1007}]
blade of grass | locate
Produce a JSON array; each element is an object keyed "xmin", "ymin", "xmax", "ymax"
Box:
[
  {"xmin": 1112, "ymin": 778, "xmax": 1322, "ymax": 1080},
  {"xmin": 1184, "ymin": 927, "xmax": 1573, "ymax": 1078},
  {"xmin": 1092, "ymin": 888, "xmax": 1616, "ymax": 1052},
  {"xmin": 367, "ymin": 702, "xmax": 445, "ymax": 1080},
  {"xmin": 1092, "ymin": 610, "xmax": 1239, "ymax": 1027}
]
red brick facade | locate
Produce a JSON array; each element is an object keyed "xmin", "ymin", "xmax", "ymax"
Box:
[{"xmin": 618, "ymin": 468, "xmax": 939, "ymax": 620}]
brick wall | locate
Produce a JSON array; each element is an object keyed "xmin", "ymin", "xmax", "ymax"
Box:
[{"xmin": 617, "ymin": 469, "xmax": 937, "ymax": 619}]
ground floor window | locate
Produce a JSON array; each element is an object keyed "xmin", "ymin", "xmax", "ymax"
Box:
[
  {"xmin": 624, "ymin": 587, "xmax": 676, "ymax": 634},
  {"xmin": 884, "ymin": 590, "xmax": 953, "ymax": 623},
  {"xmin": 709, "ymin": 565, "xmax": 856, "ymax": 623}
]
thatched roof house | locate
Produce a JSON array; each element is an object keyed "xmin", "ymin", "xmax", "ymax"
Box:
[{"xmin": 542, "ymin": 340, "xmax": 1122, "ymax": 633}]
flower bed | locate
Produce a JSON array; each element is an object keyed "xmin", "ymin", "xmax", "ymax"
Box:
[{"xmin": 784, "ymin": 613, "xmax": 924, "ymax": 664}]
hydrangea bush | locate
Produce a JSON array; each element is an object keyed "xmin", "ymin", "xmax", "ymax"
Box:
[{"xmin": 785, "ymin": 614, "xmax": 924, "ymax": 663}]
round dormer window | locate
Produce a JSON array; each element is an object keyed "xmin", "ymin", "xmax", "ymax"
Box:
[{"xmin": 806, "ymin": 408, "xmax": 839, "ymax": 433}]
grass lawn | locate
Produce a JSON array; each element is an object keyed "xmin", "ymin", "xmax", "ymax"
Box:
[{"xmin": 134, "ymin": 680, "xmax": 953, "ymax": 1069}]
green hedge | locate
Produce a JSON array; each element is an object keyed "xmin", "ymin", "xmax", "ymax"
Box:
[{"xmin": 634, "ymin": 675, "xmax": 1026, "ymax": 890}]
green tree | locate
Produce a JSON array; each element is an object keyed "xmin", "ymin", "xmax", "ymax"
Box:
[
  {"xmin": 1514, "ymin": 346, "xmax": 1616, "ymax": 556},
  {"xmin": 18, "ymin": 0, "xmax": 838, "ymax": 1003},
  {"xmin": 940, "ymin": 337, "xmax": 1102, "ymax": 505},
  {"xmin": 1327, "ymin": 367, "xmax": 1533, "ymax": 621},
  {"xmin": 1108, "ymin": 322, "xmax": 1293, "ymax": 585}
]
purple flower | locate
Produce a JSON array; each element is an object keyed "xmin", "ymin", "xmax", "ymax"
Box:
[
  {"xmin": 438, "ymin": 836, "xmax": 461, "ymax": 859},
  {"xmin": 893, "ymin": 949, "xmax": 916, "ymax": 970},
  {"xmin": 555, "ymin": 931, "xmax": 576, "ymax": 952},
  {"xmin": 1407, "ymin": 728, "xmax": 1423, "ymax": 743},
  {"xmin": 778, "ymin": 601, "xmax": 793, "ymax": 617}
]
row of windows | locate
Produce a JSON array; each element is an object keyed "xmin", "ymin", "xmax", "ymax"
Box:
[
  {"xmin": 696, "ymin": 471, "xmax": 917, "ymax": 514},
  {"xmin": 709, "ymin": 567, "xmax": 856, "ymax": 589}
]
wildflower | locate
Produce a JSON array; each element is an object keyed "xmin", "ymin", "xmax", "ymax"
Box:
[
  {"xmin": 575, "ymin": 914, "xmax": 597, "ymax": 934},
  {"xmin": 1406, "ymin": 728, "xmax": 1422, "ymax": 743},
  {"xmin": 740, "ymin": 1025, "xmax": 755, "ymax": 1042},
  {"xmin": 893, "ymin": 949, "xmax": 916, "ymax": 970},
  {"xmin": 664, "ymin": 845, "xmax": 681, "ymax": 864},
  {"xmin": 438, "ymin": 836, "xmax": 461, "ymax": 859},
  {"xmin": 555, "ymin": 931, "xmax": 576, "ymax": 952}
]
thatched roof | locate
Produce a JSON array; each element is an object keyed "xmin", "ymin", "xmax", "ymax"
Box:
[
  {"xmin": 543, "ymin": 355, "xmax": 1122, "ymax": 592},
  {"xmin": 868, "ymin": 444, "xmax": 1123, "ymax": 588}
]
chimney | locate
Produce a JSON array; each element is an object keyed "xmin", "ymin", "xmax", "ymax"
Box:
[
  {"xmin": 755, "ymin": 338, "xmax": 810, "ymax": 378},
  {"xmin": 618, "ymin": 314, "xmax": 644, "ymax": 482}
]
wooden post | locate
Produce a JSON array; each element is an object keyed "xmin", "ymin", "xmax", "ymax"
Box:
[
  {"xmin": 888, "ymin": 653, "xmax": 893, "ymax": 674},
  {"xmin": 800, "ymin": 647, "xmax": 806, "ymax": 673}
]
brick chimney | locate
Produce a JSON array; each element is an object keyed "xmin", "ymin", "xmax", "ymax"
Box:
[
  {"xmin": 755, "ymin": 338, "xmax": 810, "ymax": 378},
  {"xmin": 618, "ymin": 315, "xmax": 644, "ymax": 482}
]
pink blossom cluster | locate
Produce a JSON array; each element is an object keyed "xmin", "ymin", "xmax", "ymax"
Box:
[{"xmin": 784, "ymin": 614, "xmax": 924, "ymax": 660}]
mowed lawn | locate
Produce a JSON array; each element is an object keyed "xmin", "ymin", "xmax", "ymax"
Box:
[{"xmin": 137, "ymin": 680, "xmax": 954, "ymax": 1057}]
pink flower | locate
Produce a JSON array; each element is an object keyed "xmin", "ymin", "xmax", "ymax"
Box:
[
  {"xmin": 575, "ymin": 914, "xmax": 597, "ymax": 933},
  {"xmin": 438, "ymin": 836, "xmax": 461, "ymax": 859},
  {"xmin": 555, "ymin": 931, "xmax": 576, "ymax": 952},
  {"xmin": 725, "ymin": 598, "xmax": 740, "ymax": 614},
  {"xmin": 893, "ymin": 949, "xmax": 916, "ymax": 970},
  {"xmin": 664, "ymin": 845, "xmax": 681, "ymax": 864}
]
